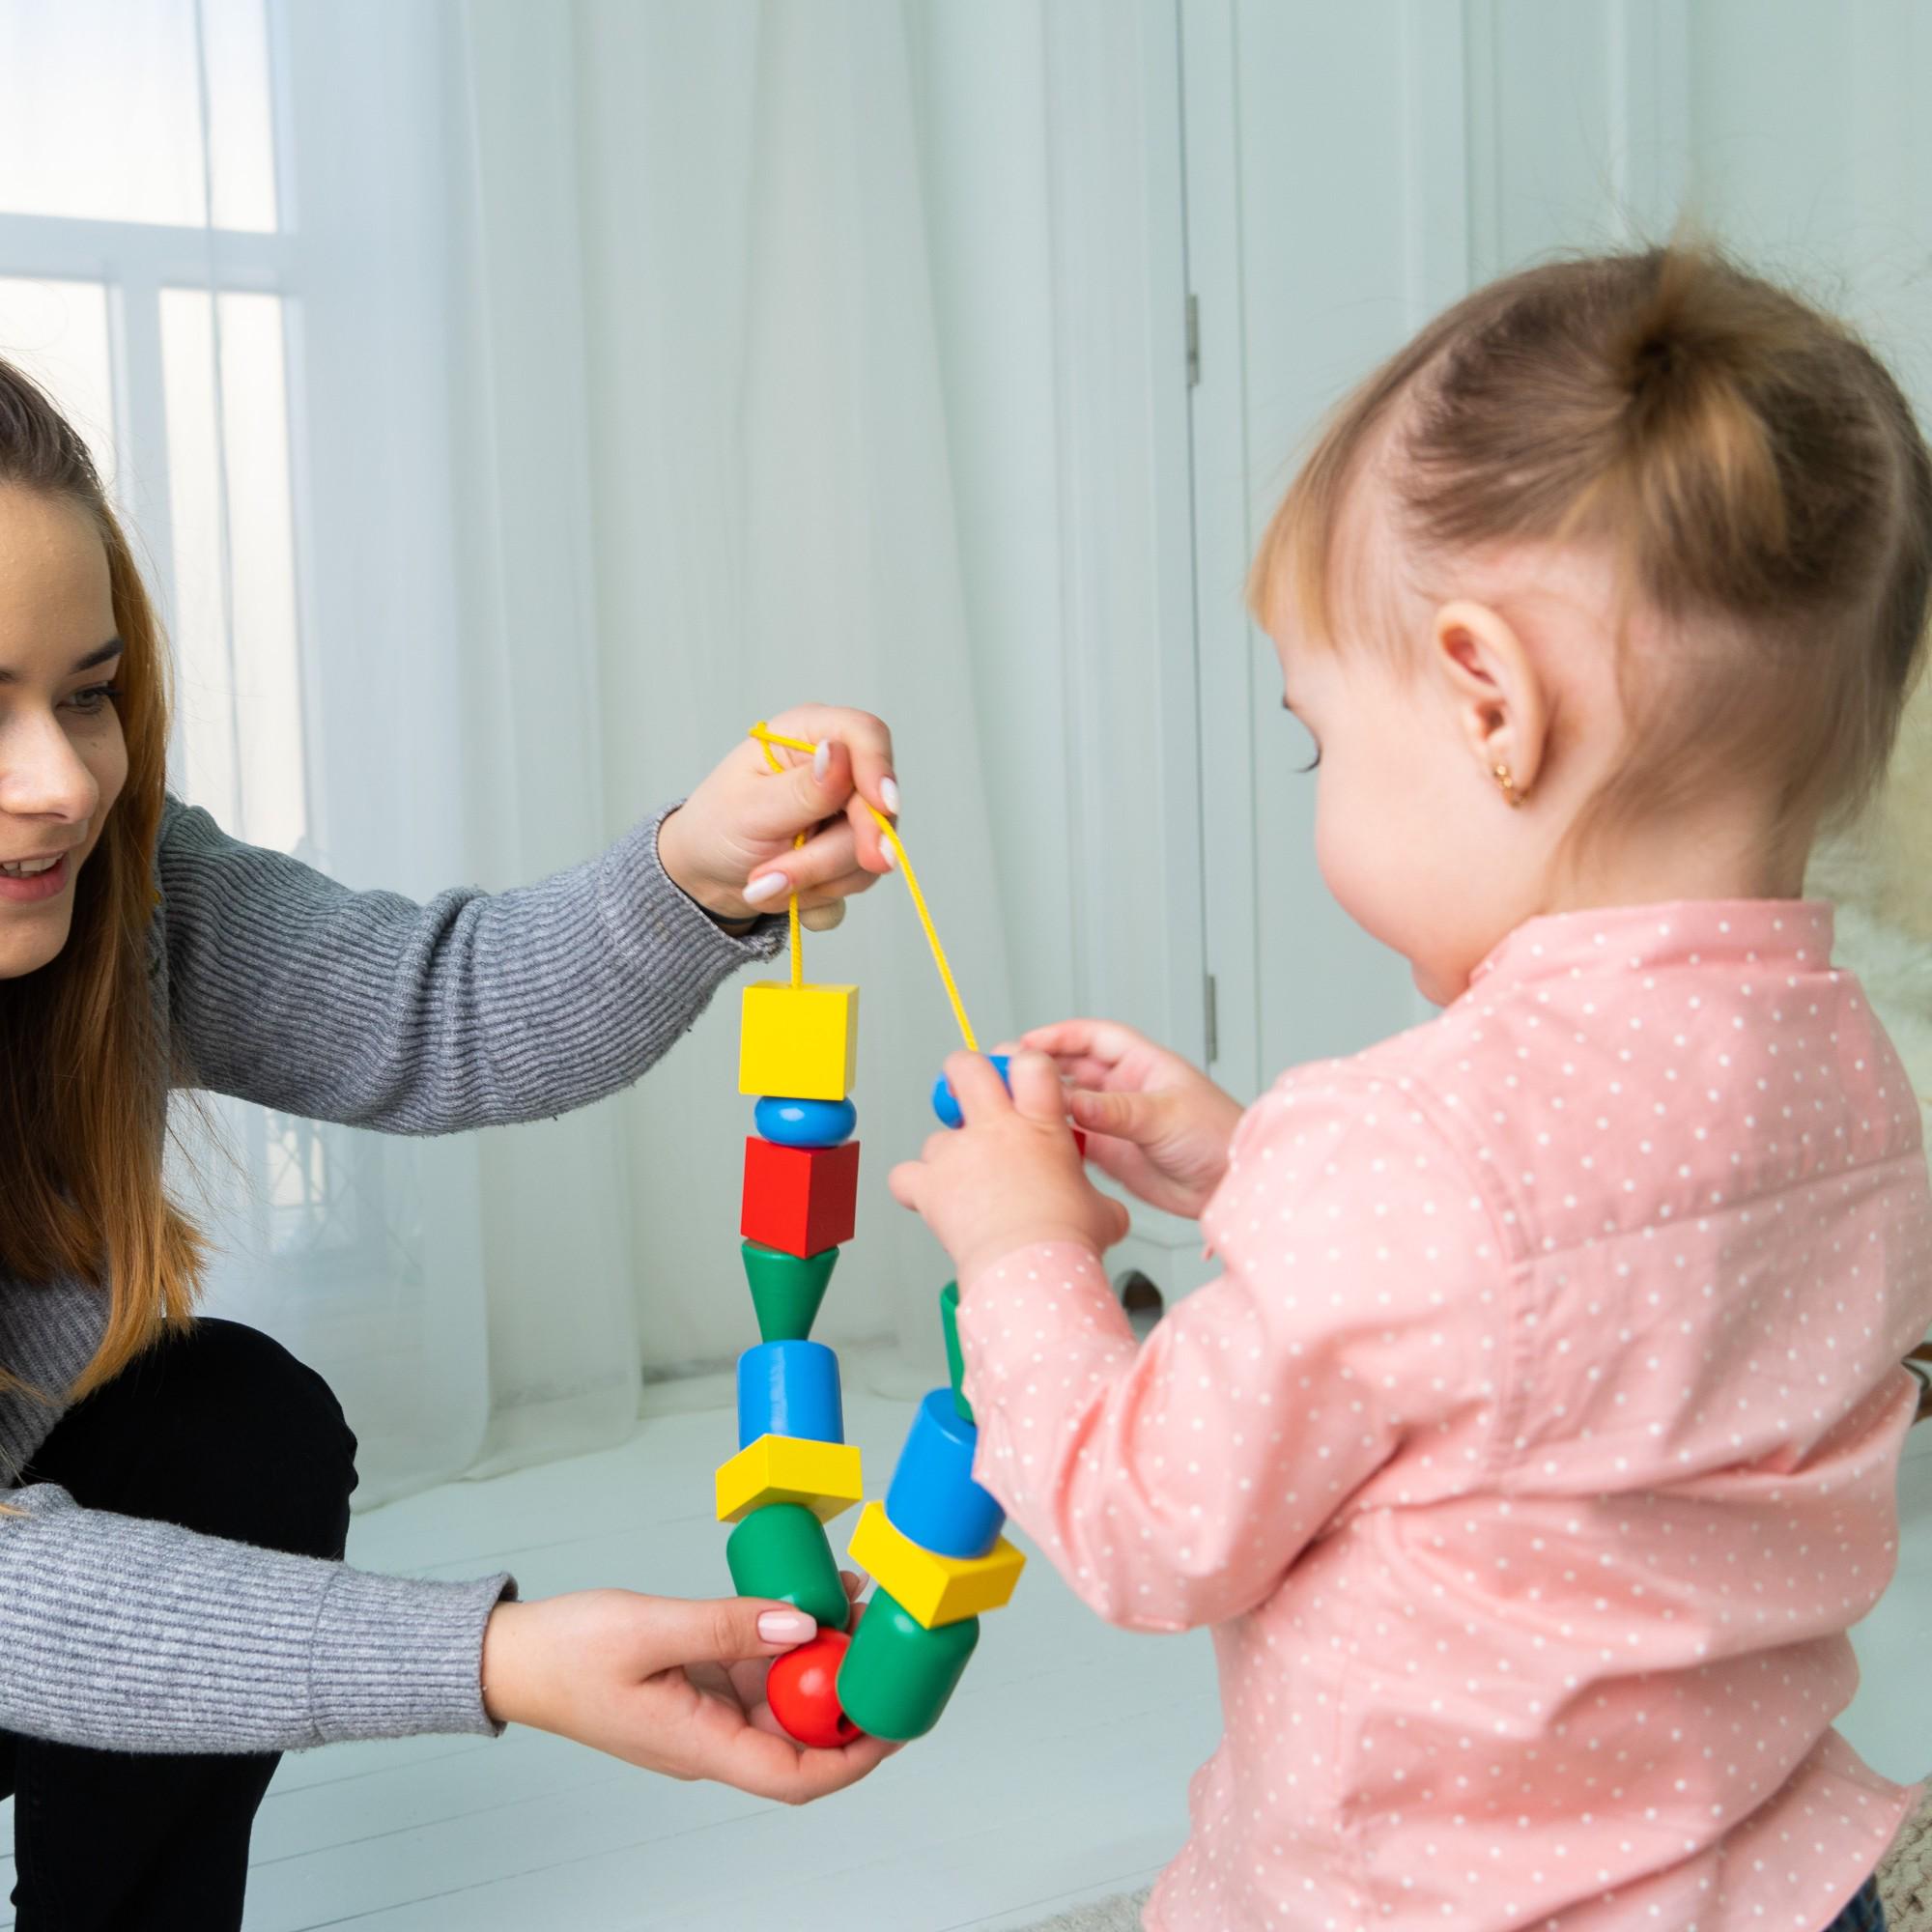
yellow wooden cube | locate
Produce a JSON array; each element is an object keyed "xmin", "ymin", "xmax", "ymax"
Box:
[
  {"xmin": 715, "ymin": 1435, "xmax": 864, "ymax": 1524},
  {"xmin": 738, "ymin": 982, "xmax": 859, "ymax": 1102},
  {"xmin": 846, "ymin": 1499, "xmax": 1026, "ymax": 1628}
]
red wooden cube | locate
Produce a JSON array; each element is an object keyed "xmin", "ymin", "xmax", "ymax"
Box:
[{"xmin": 741, "ymin": 1138, "xmax": 860, "ymax": 1258}]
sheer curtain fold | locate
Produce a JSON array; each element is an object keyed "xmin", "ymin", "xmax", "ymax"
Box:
[
  {"xmin": 4, "ymin": 0, "xmax": 1013, "ymax": 1498},
  {"xmin": 572, "ymin": 0, "xmax": 1014, "ymax": 1378}
]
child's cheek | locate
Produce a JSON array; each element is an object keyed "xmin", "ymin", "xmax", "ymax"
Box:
[{"xmin": 1313, "ymin": 772, "xmax": 1393, "ymax": 941}]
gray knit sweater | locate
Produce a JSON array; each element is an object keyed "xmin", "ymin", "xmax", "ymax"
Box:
[{"xmin": 0, "ymin": 797, "xmax": 780, "ymax": 1755}]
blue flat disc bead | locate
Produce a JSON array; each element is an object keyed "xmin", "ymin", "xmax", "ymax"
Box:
[
  {"xmin": 931, "ymin": 1053, "xmax": 1011, "ymax": 1129},
  {"xmin": 753, "ymin": 1095, "xmax": 857, "ymax": 1148}
]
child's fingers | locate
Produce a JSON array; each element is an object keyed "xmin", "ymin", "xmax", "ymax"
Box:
[
  {"xmin": 946, "ymin": 1051, "xmax": 1014, "ymax": 1126},
  {"xmin": 1068, "ymin": 1086, "xmax": 1161, "ymax": 1145},
  {"xmin": 1006, "ymin": 1051, "xmax": 1065, "ymax": 1126},
  {"xmin": 1020, "ymin": 1018, "xmax": 1141, "ymax": 1068},
  {"xmin": 887, "ymin": 1159, "xmax": 924, "ymax": 1211}
]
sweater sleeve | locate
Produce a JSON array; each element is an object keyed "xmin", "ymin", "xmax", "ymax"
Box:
[
  {"xmin": 157, "ymin": 796, "xmax": 782, "ymax": 1134},
  {"xmin": 0, "ymin": 1483, "xmax": 514, "ymax": 1754},
  {"xmin": 954, "ymin": 1068, "xmax": 1504, "ymax": 1632}
]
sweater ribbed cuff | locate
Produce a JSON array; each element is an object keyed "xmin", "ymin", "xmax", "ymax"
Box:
[
  {"xmin": 596, "ymin": 806, "xmax": 785, "ymax": 987},
  {"xmin": 0, "ymin": 1484, "xmax": 521, "ymax": 1755},
  {"xmin": 309, "ymin": 1564, "xmax": 519, "ymax": 1745}
]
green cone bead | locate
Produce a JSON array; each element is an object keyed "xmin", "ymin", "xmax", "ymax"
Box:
[
  {"xmin": 725, "ymin": 1503, "xmax": 850, "ymax": 1632},
  {"xmin": 741, "ymin": 1239, "xmax": 838, "ymax": 1343},
  {"xmin": 939, "ymin": 1280, "xmax": 973, "ymax": 1424},
  {"xmin": 836, "ymin": 1585, "xmax": 980, "ymax": 1740}
]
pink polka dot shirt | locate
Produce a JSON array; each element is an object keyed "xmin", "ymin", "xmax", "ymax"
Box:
[{"xmin": 957, "ymin": 900, "xmax": 1931, "ymax": 1931}]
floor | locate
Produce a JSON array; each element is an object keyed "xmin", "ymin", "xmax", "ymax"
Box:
[{"xmin": 2, "ymin": 1397, "xmax": 1928, "ymax": 1930}]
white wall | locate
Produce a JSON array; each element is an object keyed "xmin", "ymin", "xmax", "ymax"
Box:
[{"xmin": 1186, "ymin": 0, "xmax": 1932, "ymax": 1113}]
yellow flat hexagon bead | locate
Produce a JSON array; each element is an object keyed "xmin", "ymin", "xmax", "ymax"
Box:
[
  {"xmin": 738, "ymin": 982, "xmax": 859, "ymax": 1102},
  {"xmin": 715, "ymin": 1435, "xmax": 864, "ymax": 1525},
  {"xmin": 846, "ymin": 1500, "xmax": 1025, "ymax": 1629}
]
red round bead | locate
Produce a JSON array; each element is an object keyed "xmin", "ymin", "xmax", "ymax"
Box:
[{"xmin": 767, "ymin": 1630, "xmax": 863, "ymax": 1748}]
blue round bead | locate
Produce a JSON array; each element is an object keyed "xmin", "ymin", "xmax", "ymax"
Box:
[
  {"xmin": 737, "ymin": 1340, "xmax": 845, "ymax": 1449},
  {"xmin": 884, "ymin": 1387, "xmax": 1005, "ymax": 1558},
  {"xmin": 753, "ymin": 1095, "xmax": 858, "ymax": 1148},
  {"xmin": 931, "ymin": 1053, "xmax": 1012, "ymax": 1129}
]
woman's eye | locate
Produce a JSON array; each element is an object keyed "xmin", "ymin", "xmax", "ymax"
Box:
[{"xmin": 64, "ymin": 682, "xmax": 122, "ymax": 715}]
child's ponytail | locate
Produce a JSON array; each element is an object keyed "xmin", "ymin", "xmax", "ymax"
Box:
[{"xmin": 1252, "ymin": 243, "xmax": 1932, "ymax": 853}]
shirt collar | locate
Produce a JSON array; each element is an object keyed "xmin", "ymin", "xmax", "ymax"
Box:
[{"xmin": 1466, "ymin": 898, "xmax": 1836, "ymax": 993}]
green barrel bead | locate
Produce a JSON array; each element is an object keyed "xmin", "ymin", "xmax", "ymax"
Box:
[
  {"xmin": 741, "ymin": 1239, "xmax": 839, "ymax": 1344},
  {"xmin": 939, "ymin": 1280, "xmax": 973, "ymax": 1424},
  {"xmin": 836, "ymin": 1585, "xmax": 980, "ymax": 1740},
  {"xmin": 725, "ymin": 1503, "xmax": 850, "ymax": 1632}
]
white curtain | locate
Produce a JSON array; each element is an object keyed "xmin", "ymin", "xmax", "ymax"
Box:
[
  {"xmin": 562, "ymin": 0, "xmax": 1013, "ymax": 1389},
  {"xmin": 1, "ymin": 0, "xmax": 1015, "ymax": 1500}
]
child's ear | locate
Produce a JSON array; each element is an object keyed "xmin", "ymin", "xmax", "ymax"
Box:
[{"xmin": 1430, "ymin": 599, "xmax": 1549, "ymax": 807}]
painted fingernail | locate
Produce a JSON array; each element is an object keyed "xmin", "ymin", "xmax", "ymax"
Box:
[
  {"xmin": 813, "ymin": 740, "xmax": 831, "ymax": 780},
  {"xmin": 879, "ymin": 842, "xmax": 896, "ymax": 871},
  {"xmin": 848, "ymin": 1568, "xmax": 872, "ymax": 1595},
  {"xmin": 880, "ymin": 775, "xmax": 901, "ymax": 814},
  {"xmin": 745, "ymin": 872, "xmax": 788, "ymax": 904},
  {"xmin": 759, "ymin": 1608, "xmax": 816, "ymax": 1644}
]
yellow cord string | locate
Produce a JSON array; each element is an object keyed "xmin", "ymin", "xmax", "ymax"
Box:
[
  {"xmin": 754, "ymin": 728, "xmax": 805, "ymax": 987},
  {"xmin": 750, "ymin": 724, "xmax": 978, "ymax": 1052}
]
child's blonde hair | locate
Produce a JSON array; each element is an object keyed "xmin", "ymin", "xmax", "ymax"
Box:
[{"xmin": 1250, "ymin": 245, "xmax": 1932, "ymax": 853}]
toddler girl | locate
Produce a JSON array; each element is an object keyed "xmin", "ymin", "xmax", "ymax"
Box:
[{"xmin": 892, "ymin": 246, "xmax": 1932, "ymax": 1931}]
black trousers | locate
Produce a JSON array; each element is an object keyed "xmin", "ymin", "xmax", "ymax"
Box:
[{"xmin": 0, "ymin": 1319, "xmax": 358, "ymax": 1930}]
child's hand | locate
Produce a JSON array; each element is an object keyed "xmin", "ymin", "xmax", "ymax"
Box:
[
  {"xmin": 480, "ymin": 1578, "xmax": 893, "ymax": 1802},
  {"xmin": 1020, "ymin": 1019, "xmax": 1243, "ymax": 1219},
  {"xmin": 656, "ymin": 705, "xmax": 899, "ymax": 926},
  {"xmin": 890, "ymin": 1051, "xmax": 1130, "ymax": 1281}
]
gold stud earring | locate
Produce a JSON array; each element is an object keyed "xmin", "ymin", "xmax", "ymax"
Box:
[{"xmin": 1492, "ymin": 763, "xmax": 1525, "ymax": 809}]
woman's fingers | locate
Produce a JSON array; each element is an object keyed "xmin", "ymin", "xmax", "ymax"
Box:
[
  {"xmin": 680, "ymin": 1702, "xmax": 892, "ymax": 1803},
  {"xmin": 744, "ymin": 819, "xmax": 873, "ymax": 908},
  {"xmin": 740, "ymin": 737, "xmax": 857, "ymax": 844},
  {"xmin": 764, "ymin": 705, "xmax": 897, "ymax": 819}
]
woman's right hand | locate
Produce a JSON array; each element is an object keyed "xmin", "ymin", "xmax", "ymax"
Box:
[
  {"xmin": 480, "ymin": 1587, "xmax": 892, "ymax": 1803},
  {"xmin": 1020, "ymin": 1019, "xmax": 1244, "ymax": 1220}
]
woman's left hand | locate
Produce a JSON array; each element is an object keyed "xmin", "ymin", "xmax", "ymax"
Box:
[
  {"xmin": 889, "ymin": 1051, "xmax": 1130, "ymax": 1283},
  {"xmin": 657, "ymin": 705, "xmax": 899, "ymax": 927}
]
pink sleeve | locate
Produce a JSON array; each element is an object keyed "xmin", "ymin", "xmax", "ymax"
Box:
[{"xmin": 955, "ymin": 1069, "xmax": 1502, "ymax": 1631}]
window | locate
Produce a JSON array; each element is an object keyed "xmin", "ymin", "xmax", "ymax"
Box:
[
  {"xmin": 0, "ymin": 0, "xmax": 307, "ymax": 852},
  {"xmin": 0, "ymin": 0, "xmax": 365, "ymax": 1268}
]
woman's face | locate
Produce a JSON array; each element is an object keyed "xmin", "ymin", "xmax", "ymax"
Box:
[{"xmin": 0, "ymin": 484, "xmax": 127, "ymax": 980}]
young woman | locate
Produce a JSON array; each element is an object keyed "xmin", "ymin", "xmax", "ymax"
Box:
[{"xmin": 0, "ymin": 357, "xmax": 895, "ymax": 1928}]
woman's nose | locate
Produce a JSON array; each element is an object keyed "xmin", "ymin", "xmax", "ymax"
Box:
[{"xmin": 0, "ymin": 709, "xmax": 100, "ymax": 826}]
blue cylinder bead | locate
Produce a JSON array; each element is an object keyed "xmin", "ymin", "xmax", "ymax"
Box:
[
  {"xmin": 931, "ymin": 1054, "xmax": 1012, "ymax": 1130},
  {"xmin": 884, "ymin": 1387, "xmax": 1006, "ymax": 1558},
  {"xmin": 737, "ymin": 1340, "xmax": 844, "ymax": 1449},
  {"xmin": 753, "ymin": 1095, "xmax": 858, "ymax": 1149}
]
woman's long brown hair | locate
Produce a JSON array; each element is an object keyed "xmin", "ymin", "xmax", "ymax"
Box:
[{"xmin": 0, "ymin": 357, "xmax": 203, "ymax": 1402}]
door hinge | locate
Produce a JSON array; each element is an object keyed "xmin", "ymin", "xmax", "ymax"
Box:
[
  {"xmin": 1185, "ymin": 293, "xmax": 1201, "ymax": 387},
  {"xmin": 1204, "ymin": 972, "xmax": 1219, "ymax": 1064}
]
